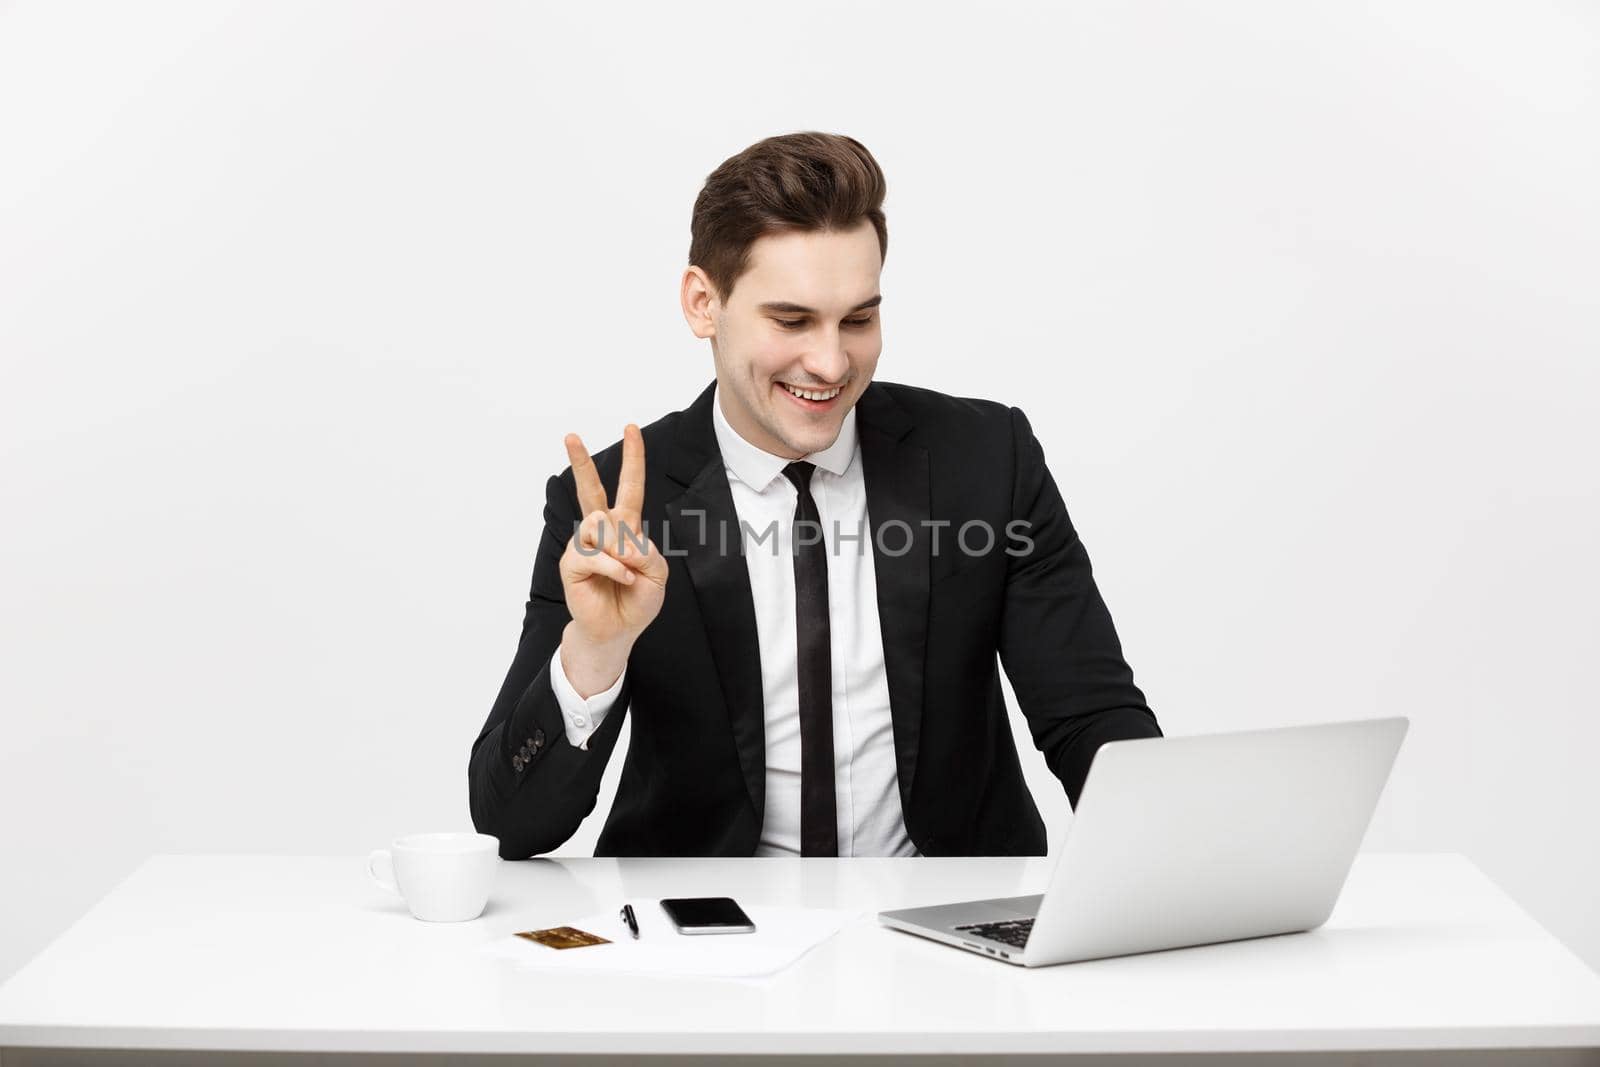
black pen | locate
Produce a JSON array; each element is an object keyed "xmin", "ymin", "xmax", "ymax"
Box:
[{"xmin": 619, "ymin": 903, "xmax": 639, "ymax": 939}]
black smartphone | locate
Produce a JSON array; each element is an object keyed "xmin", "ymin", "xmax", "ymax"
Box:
[{"xmin": 658, "ymin": 896, "xmax": 757, "ymax": 935}]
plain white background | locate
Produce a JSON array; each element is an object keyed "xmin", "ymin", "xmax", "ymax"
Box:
[{"xmin": 1, "ymin": 0, "xmax": 1596, "ymax": 986}]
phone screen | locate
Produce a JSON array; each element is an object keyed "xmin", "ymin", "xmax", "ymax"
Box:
[{"xmin": 659, "ymin": 896, "xmax": 754, "ymax": 929}]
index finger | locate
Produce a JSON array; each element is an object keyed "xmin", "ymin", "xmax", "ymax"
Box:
[
  {"xmin": 564, "ymin": 433, "xmax": 610, "ymax": 516},
  {"xmin": 615, "ymin": 423, "xmax": 645, "ymax": 520}
]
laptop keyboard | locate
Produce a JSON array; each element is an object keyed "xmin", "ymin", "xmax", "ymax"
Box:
[{"xmin": 955, "ymin": 917, "xmax": 1033, "ymax": 948}]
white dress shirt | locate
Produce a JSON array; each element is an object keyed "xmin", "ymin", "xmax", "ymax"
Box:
[{"xmin": 547, "ymin": 385, "xmax": 918, "ymax": 856}]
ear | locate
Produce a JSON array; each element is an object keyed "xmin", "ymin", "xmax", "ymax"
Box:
[{"xmin": 680, "ymin": 266, "xmax": 720, "ymax": 339}]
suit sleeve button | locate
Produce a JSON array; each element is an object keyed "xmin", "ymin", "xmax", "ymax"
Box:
[
  {"xmin": 512, "ymin": 755, "xmax": 524, "ymax": 771},
  {"xmin": 534, "ymin": 728, "xmax": 545, "ymax": 745}
]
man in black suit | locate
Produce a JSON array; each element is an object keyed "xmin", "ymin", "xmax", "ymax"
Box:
[{"xmin": 468, "ymin": 132, "xmax": 1161, "ymax": 858}]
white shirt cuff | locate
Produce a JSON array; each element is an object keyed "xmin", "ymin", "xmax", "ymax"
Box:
[{"xmin": 548, "ymin": 647, "xmax": 626, "ymax": 751}]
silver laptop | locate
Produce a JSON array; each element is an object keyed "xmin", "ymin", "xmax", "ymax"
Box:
[{"xmin": 878, "ymin": 716, "xmax": 1408, "ymax": 966}]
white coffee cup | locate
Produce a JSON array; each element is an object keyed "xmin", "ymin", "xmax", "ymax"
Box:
[{"xmin": 367, "ymin": 832, "xmax": 501, "ymax": 922}]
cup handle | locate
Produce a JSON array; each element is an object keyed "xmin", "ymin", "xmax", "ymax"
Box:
[{"xmin": 367, "ymin": 849, "xmax": 398, "ymax": 894}]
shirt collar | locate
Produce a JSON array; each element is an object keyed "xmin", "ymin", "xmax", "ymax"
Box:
[{"xmin": 711, "ymin": 383, "xmax": 858, "ymax": 491}]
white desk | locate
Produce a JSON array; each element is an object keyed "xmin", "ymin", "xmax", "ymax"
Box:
[{"xmin": 1, "ymin": 853, "xmax": 1597, "ymax": 1065}]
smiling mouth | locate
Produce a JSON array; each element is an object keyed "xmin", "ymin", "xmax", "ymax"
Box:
[{"xmin": 778, "ymin": 382, "xmax": 844, "ymax": 402}]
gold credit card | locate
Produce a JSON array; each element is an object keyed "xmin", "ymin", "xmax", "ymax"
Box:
[{"xmin": 515, "ymin": 926, "xmax": 612, "ymax": 949}]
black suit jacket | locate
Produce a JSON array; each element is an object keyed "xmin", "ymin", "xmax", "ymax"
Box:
[{"xmin": 468, "ymin": 379, "xmax": 1161, "ymax": 858}]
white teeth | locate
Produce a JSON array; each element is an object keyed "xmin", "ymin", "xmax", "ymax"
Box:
[{"xmin": 782, "ymin": 383, "xmax": 841, "ymax": 402}]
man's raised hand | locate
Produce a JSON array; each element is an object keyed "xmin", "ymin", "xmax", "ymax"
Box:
[{"xmin": 557, "ymin": 424, "xmax": 668, "ymax": 697}]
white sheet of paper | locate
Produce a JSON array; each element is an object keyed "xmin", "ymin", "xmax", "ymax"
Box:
[{"xmin": 486, "ymin": 898, "xmax": 866, "ymax": 980}]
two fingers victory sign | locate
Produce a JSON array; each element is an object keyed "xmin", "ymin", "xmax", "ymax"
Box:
[{"xmin": 558, "ymin": 424, "xmax": 669, "ymax": 656}]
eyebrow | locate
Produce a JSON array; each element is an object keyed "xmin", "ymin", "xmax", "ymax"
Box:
[{"xmin": 757, "ymin": 295, "xmax": 882, "ymax": 315}]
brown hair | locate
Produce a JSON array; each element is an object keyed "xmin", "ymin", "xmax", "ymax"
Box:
[{"xmin": 689, "ymin": 131, "xmax": 888, "ymax": 304}]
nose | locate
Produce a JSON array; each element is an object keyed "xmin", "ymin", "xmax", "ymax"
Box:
[{"xmin": 799, "ymin": 326, "xmax": 850, "ymax": 385}]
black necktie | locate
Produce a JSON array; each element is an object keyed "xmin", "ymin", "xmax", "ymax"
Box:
[{"xmin": 782, "ymin": 461, "xmax": 838, "ymax": 857}]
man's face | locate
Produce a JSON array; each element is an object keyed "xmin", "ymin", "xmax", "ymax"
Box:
[{"xmin": 691, "ymin": 220, "xmax": 883, "ymax": 460}]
